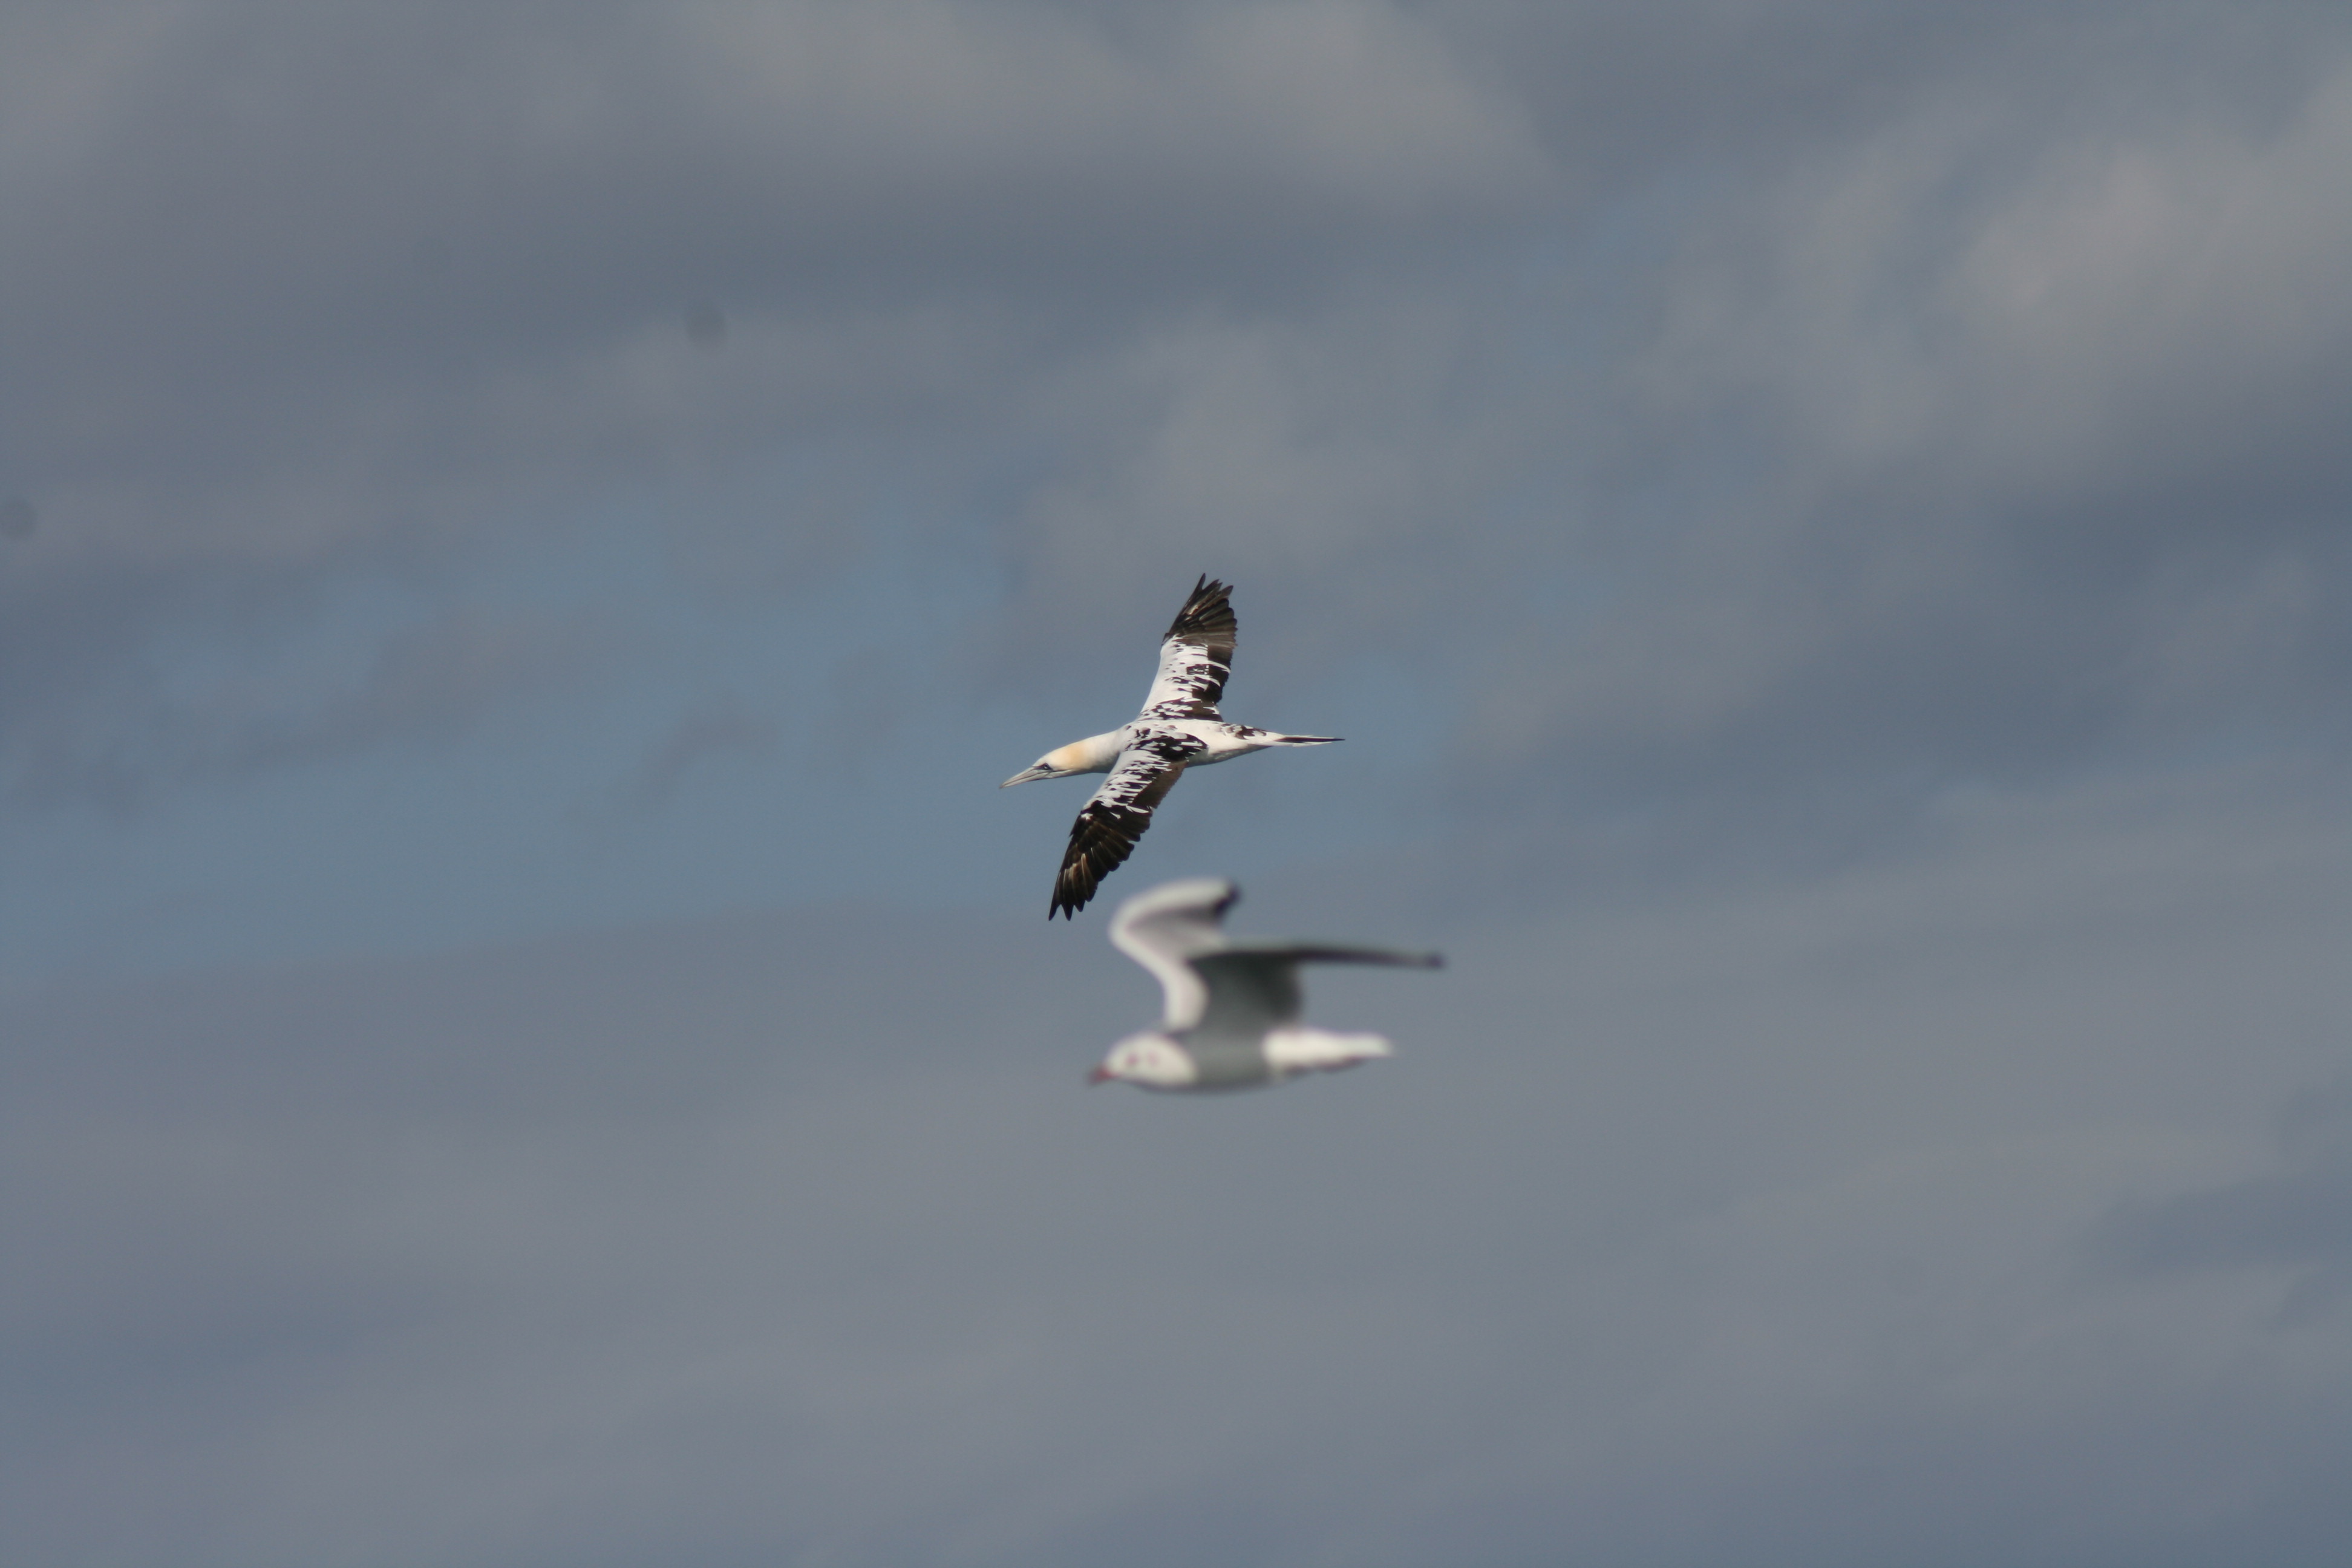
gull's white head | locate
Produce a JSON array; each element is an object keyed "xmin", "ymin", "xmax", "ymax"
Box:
[
  {"xmin": 1001, "ymin": 740, "xmax": 1094, "ymax": 788},
  {"xmin": 1088, "ymin": 1032, "xmax": 1197, "ymax": 1089}
]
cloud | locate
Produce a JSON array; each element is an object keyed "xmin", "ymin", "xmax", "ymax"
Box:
[
  {"xmin": 0, "ymin": 0, "xmax": 1549, "ymax": 564},
  {"xmin": 5, "ymin": 767, "xmax": 2347, "ymax": 1565},
  {"xmin": 0, "ymin": 1, "xmax": 1555, "ymax": 815},
  {"xmin": 2, "ymin": 602, "xmax": 614, "ymax": 811},
  {"xmin": 2084, "ymin": 1076, "xmax": 2352, "ymax": 1332},
  {"xmin": 6, "ymin": 2, "xmax": 2348, "ymax": 840},
  {"xmin": 615, "ymin": 703, "xmax": 783, "ymax": 812},
  {"xmin": 1452, "ymin": 49, "xmax": 2352, "ymax": 850},
  {"xmin": 3, "ymin": 11, "xmax": 2351, "ymax": 1557}
]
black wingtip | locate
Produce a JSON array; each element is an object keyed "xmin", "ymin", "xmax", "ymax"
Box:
[{"xmin": 1164, "ymin": 575, "xmax": 1237, "ymax": 644}]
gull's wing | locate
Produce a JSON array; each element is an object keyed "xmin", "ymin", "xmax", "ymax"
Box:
[
  {"xmin": 1050, "ymin": 740, "xmax": 1192, "ymax": 920},
  {"xmin": 1109, "ymin": 877, "xmax": 1239, "ymax": 1028},
  {"xmin": 1189, "ymin": 944, "xmax": 1445, "ymax": 1037},
  {"xmin": 1140, "ymin": 575, "xmax": 1237, "ymax": 720}
]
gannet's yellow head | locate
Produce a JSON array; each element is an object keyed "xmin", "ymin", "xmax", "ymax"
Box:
[{"xmin": 1000, "ymin": 741, "xmax": 1094, "ymax": 788}]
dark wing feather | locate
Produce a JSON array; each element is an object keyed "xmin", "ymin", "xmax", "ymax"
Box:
[
  {"xmin": 1187, "ymin": 952, "xmax": 1304, "ymax": 1034},
  {"xmin": 1141, "ymin": 575, "xmax": 1238, "ymax": 719},
  {"xmin": 1237, "ymin": 944, "xmax": 1446, "ymax": 972},
  {"xmin": 1190, "ymin": 944, "xmax": 1444, "ymax": 1034},
  {"xmin": 1050, "ymin": 741, "xmax": 1192, "ymax": 919}
]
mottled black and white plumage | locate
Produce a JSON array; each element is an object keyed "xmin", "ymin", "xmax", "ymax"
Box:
[
  {"xmin": 1140, "ymin": 574, "xmax": 1236, "ymax": 719},
  {"xmin": 1088, "ymin": 877, "xmax": 1442, "ymax": 1091},
  {"xmin": 1001, "ymin": 577, "xmax": 1339, "ymax": 919},
  {"xmin": 1051, "ymin": 734, "xmax": 1195, "ymax": 921}
]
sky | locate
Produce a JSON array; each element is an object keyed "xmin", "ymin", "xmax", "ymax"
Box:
[{"xmin": 1, "ymin": 2, "xmax": 2347, "ymax": 1563}]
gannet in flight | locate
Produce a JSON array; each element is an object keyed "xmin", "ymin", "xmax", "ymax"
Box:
[
  {"xmin": 1089, "ymin": 877, "xmax": 1441, "ymax": 1091},
  {"xmin": 1002, "ymin": 577, "xmax": 1338, "ymax": 918}
]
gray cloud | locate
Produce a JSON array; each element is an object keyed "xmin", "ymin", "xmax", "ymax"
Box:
[
  {"xmin": 1, "ymin": 1, "xmax": 1546, "ymax": 539},
  {"xmin": 614, "ymin": 702, "xmax": 783, "ymax": 812},
  {"xmin": 5, "ymin": 774, "xmax": 2346, "ymax": 1565},
  {"xmin": 5, "ymin": 2, "xmax": 2348, "ymax": 836},
  {"xmin": 0, "ymin": 2, "xmax": 1552, "ymax": 811},
  {"xmin": 4, "ymin": 7, "xmax": 2351, "ymax": 1561},
  {"xmin": 3, "ymin": 599, "xmax": 615, "ymax": 810},
  {"xmin": 2086, "ymin": 1077, "xmax": 2352, "ymax": 1290}
]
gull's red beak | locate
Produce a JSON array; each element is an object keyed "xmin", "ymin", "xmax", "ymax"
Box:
[{"xmin": 1086, "ymin": 1065, "xmax": 1113, "ymax": 1085}]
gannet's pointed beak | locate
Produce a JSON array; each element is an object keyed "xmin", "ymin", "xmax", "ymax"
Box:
[{"xmin": 1002, "ymin": 764, "xmax": 1056, "ymax": 788}]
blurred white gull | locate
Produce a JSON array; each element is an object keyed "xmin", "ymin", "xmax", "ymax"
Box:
[
  {"xmin": 1089, "ymin": 877, "xmax": 1441, "ymax": 1092},
  {"xmin": 1001, "ymin": 577, "xmax": 1338, "ymax": 918}
]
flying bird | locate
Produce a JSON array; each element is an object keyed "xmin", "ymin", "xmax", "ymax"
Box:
[
  {"xmin": 1002, "ymin": 577, "xmax": 1338, "ymax": 918},
  {"xmin": 1089, "ymin": 877, "xmax": 1441, "ymax": 1091}
]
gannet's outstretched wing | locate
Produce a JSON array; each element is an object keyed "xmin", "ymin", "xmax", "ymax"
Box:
[
  {"xmin": 1140, "ymin": 575, "xmax": 1236, "ymax": 720},
  {"xmin": 1190, "ymin": 944, "xmax": 1444, "ymax": 1038},
  {"xmin": 1109, "ymin": 877, "xmax": 1239, "ymax": 1027},
  {"xmin": 1050, "ymin": 740, "xmax": 1193, "ymax": 920}
]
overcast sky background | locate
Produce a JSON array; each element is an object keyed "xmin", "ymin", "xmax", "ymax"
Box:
[{"xmin": 2, "ymin": 3, "xmax": 2348, "ymax": 1564}]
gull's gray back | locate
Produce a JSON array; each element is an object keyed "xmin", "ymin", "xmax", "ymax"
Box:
[
  {"xmin": 1185, "ymin": 949, "xmax": 1439, "ymax": 1062},
  {"xmin": 1189, "ymin": 949, "xmax": 1307, "ymax": 1037}
]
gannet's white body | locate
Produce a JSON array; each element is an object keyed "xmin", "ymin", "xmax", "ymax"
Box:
[
  {"xmin": 1017, "ymin": 714, "xmax": 1309, "ymax": 779},
  {"xmin": 1089, "ymin": 878, "xmax": 1441, "ymax": 1093},
  {"xmin": 1002, "ymin": 578, "xmax": 1338, "ymax": 918}
]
